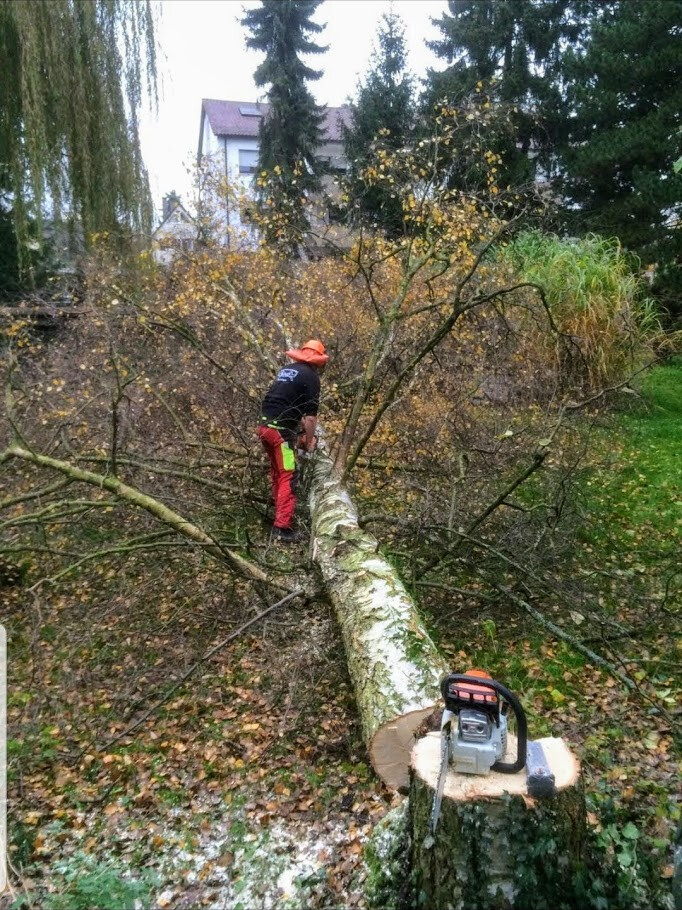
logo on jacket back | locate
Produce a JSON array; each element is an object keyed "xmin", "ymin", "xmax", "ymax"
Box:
[{"xmin": 277, "ymin": 368, "xmax": 298, "ymax": 382}]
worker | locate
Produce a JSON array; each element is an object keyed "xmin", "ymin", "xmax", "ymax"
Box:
[{"xmin": 258, "ymin": 339, "xmax": 329, "ymax": 542}]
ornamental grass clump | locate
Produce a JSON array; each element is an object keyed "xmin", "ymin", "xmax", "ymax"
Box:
[{"xmin": 504, "ymin": 231, "xmax": 661, "ymax": 389}]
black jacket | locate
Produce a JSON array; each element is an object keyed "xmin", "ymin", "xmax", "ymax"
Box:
[{"xmin": 261, "ymin": 362, "xmax": 320, "ymax": 440}]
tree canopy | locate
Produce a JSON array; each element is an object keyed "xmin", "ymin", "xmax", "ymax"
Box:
[
  {"xmin": 0, "ymin": 0, "xmax": 157, "ymax": 288},
  {"xmin": 342, "ymin": 10, "xmax": 415, "ymax": 236},
  {"xmin": 559, "ymin": 0, "xmax": 682, "ymax": 310},
  {"xmin": 241, "ymin": 0, "xmax": 327, "ymax": 249},
  {"xmin": 426, "ymin": 0, "xmax": 588, "ymax": 185},
  {"xmin": 426, "ymin": 0, "xmax": 682, "ymax": 314}
]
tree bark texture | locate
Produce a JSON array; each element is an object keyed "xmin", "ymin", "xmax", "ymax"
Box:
[
  {"xmin": 407, "ymin": 733, "xmax": 585, "ymax": 910},
  {"xmin": 308, "ymin": 450, "xmax": 448, "ymax": 791}
]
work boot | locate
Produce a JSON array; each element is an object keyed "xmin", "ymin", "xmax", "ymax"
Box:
[{"xmin": 272, "ymin": 526, "xmax": 302, "ymax": 543}]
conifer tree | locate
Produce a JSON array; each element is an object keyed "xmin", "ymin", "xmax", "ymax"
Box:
[
  {"xmin": 426, "ymin": 0, "xmax": 586, "ymax": 185},
  {"xmin": 560, "ymin": 0, "xmax": 682, "ymax": 311},
  {"xmin": 342, "ymin": 10, "xmax": 415, "ymax": 236},
  {"xmin": 241, "ymin": 0, "xmax": 326, "ymax": 249},
  {"xmin": 0, "ymin": 0, "xmax": 156, "ymax": 289}
]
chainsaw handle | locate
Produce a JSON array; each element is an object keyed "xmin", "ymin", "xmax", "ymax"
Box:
[
  {"xmin": 440, "ymin": 674, "xmax": 527, "ymax": 774},
  {"xmin": 490, "ymin": 681, "xmax": 527, "ymax": 774}
]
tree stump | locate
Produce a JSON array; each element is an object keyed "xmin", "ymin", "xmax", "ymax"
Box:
[{"xmin": 408, "ymin": 733, "xmax": 585, "ymax": 909}]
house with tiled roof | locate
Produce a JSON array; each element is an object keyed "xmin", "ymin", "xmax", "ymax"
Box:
[
  {"xmin": 197, "ymin": 99, "xmax": 351, "ymax": 241},
  {"xmin": 152, "ymin": 193, "xmax": 197, "ymax": 265}
]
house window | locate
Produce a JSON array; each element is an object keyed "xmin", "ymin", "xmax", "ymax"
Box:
[
  {"xmin": 327, "ymin": 202, "xmax": 346, "ymax": 225},
  {"xmin": 318, "ymin": 155, "xmax": 347, "ymax": 174},
  {"xmin": 239, "ymin": 104, "xmax": 263, "ymax": 117},
  {"xmin": 239, "ymin": 149, "xmax": 259, "ymax": 175}
]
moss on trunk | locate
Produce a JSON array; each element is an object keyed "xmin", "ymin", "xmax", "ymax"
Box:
[{"xmin": 408, "ymin": 768, "xmax": 587, "ymax": 909}]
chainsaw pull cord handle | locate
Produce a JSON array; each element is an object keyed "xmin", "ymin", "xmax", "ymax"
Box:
[{"xmin": 440, "ymin": 674, "xmax": 528, "ymax": 774}]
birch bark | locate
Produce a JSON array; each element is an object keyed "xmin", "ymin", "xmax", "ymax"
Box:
[{"xmin": 308, "ymin": 449, "xmax": 447, "ymax": 791}]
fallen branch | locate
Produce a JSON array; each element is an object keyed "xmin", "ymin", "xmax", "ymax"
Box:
[
  {"xmin": 0, "ymin": 306, "xmax": 89, "ymax": 319},
  {"xmin": 0, "ymin": 499, "xmax": 118, "ymax": 531},
  {"xmin": 27, "ymin": 530, "xmax": 177, "ymax": 591},
  {"xmin": 76, "ymin": 455, "xmax": 242, "ymax": 496},
  {"xmin": 564, "ymin": 360, "xmax": 660, "ymax": 411},
  {"xmin": 417, "ymin": 528, "xmax": 631, "ymax": 635},
  {"xmin": 487, "ymin": 579, "xmax": 636, "ymax": 690},
  {"xmin": 2, "ymin": 444, "xmax": 277, "ymax": 587},
  {"xmin": 417, "ymin": 445, "xmax": 555, "ymax": 577},
  {"xmin": 0, "ymin": 479, "xmax": 72, "ymax": 511}
]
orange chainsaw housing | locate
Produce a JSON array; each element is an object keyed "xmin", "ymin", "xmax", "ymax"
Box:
[{"xmin": 448, "ymin": 668, "xmax": 499, "ymax": 707}]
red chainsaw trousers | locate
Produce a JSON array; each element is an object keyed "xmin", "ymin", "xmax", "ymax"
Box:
[{"xmin": 258, "ymin": 425, "xmax": 297, "ymax": 529}]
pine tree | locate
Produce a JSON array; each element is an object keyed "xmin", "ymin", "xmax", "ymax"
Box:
[
  {"xmin": 241, "ymin": 0, "xmax": 326, "ymax": 249},
  {"xmin": 560, "ymin": 0, "xmax": 682, "ymax": 311},
  {"xmin": 0, "ymin": 0, "xmax": 156, "ymax": 289},
  {"xmin": 426, "ymin": 1, "xmax": 587, "ymax": 185},
  {"xmin": 342, "ymin": 10, "xmax": 415, "ymax": 236}
]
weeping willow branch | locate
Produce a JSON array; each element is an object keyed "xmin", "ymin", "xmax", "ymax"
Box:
[{"xmin": 1, "ymin": 0, "xmax": 157, "ymax": 278}]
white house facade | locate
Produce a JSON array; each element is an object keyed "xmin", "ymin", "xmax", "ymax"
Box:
[{"xmin": 197, "ymin": 99, "xmax": 351, "ymax": 245}]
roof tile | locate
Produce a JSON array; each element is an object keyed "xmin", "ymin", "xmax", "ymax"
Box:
[{"xmin": 202, "ymin": 99, "xmax": 351, "ymax": 142}]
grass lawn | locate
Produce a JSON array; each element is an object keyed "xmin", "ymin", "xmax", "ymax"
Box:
[{"xmin": 583, "ymin": 356, "xmax": 682, "ymax": 557}]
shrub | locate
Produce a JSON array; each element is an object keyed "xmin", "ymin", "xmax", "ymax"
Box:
[{"xmin": 503, "ymin": 231, "xmax": 661, "ymax": 389}]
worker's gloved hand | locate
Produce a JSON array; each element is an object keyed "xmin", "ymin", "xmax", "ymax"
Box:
[{"xmin": 297, "ymin": 432, "xmax": 318, "ymax": 455}]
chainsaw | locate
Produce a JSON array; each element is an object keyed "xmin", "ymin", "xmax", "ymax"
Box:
[{"xmin": 427, "ymin": 670, "xmax": 556, "ymax": 840}]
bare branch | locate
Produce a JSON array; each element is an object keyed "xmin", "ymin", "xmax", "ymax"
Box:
[
  {"xmin": 75, "ymin": 455, "xmax": 244, "ymax": 496},
  {"xmin": 0, "ymin": 479, "xmax": 72, "ymax": 511},
  {"xmin": 0, "ymin": 499, "xmax": 118, "ymax": 531},
  {"xmin": 27, "ymin": 530, "xmax": 177, "ymax": 591},
  {"xmin": 563, "ymin": 360, "xmax": 660, "ymax": 411},
  {"xmin": 3, "ymin": 444, "xmax": 280, "ymax": 588},
  {"xmin": 487, "ymin": 579, "xmax": 637, "ymax": 691}
]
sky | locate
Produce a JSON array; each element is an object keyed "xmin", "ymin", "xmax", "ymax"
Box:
[{"xmin": 138, "ymin": 0, "xmax": 448, "ymax": 221}]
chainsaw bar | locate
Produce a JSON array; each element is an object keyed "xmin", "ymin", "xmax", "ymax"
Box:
[{"xmin": 425, "ymin": 709, "xmax": 454, "ymax": 846}]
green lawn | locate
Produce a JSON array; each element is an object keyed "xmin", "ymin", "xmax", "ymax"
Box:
[{"xmin": 591, "ymin": 357, "xmax": 682, "ymax": 547}]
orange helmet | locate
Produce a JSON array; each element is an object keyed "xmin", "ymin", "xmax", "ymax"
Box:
[{"xmin": 285, "ymin": 338, "xmax": 329, "ymax": 366}]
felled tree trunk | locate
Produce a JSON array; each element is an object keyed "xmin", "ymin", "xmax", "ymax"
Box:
[
  {"xmin": 408, "ymin": 733, "xmax": 585, "ymax": 909},
  {"xmin": 308, "ymin": 450, "xmax": 447, "ymax": 791},
  {"xmin": 308, "ymin": 451, "xmax": 586, "ymax": 908}
]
